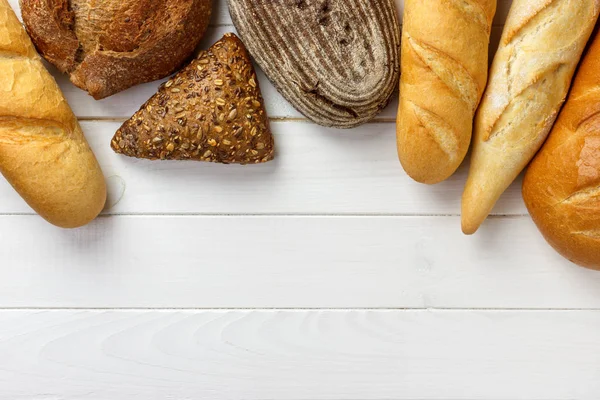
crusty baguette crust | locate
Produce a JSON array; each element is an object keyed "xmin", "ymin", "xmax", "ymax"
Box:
[
  {"xmin": 20, "ymin": 0, "xmax": 212, "ymax": 99},
  {"xmin": 0, "ymin": 0, "xmax": 106, "ymax": 228},
  {"xmin": 462, "ymin": 0, "xmax": 600, "ymax": 234},
  {"xmin": 397, "ymin": 0, "xmax": 496, "ymax": 184},
  {"xmin": 523, "ymin": 31, "xmax": 600, "ymax": 270}
]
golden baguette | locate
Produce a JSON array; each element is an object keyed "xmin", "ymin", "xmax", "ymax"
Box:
[
  {"xmin": 462, "ymin": 0, "xmax": 600, "ymax": 234},
  {"xmin": 0, "ymin": 0, "xmax": 106, "ymax": 228},
  {"xmin": 397, "ymin": 0, "xmax": 496, "ymax": 184},
  {"xmin": 523, "ymin": 31, "xmax": 600, "ymax": 270}
]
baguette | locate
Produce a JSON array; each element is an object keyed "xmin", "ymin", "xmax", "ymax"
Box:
[
  {"xmin": 396, "ymin": 0, "xmax": 496, "ymax": 184},
  {"xmin": 0, "ymin": 0, "xmax": 106, "ymax": 228},
  {"xmin": 462, "ymin": 0, "xmax": 600, "ymax": 234},
  {"xmin": 523, "ymin": 31, "xmax": 600, "ymax": 270}
]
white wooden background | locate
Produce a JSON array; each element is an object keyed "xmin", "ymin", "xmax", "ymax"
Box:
[{"xmin": 2, "ymin": 0, "xmax": 600, "ymax": 398}]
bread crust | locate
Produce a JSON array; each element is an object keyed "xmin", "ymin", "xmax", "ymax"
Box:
[
  {"xmin": 227, "ymin": 0, "xmax": 400, "ymax": 128},
  {"xmin": 111, "ymin": 34, "xmax": 274, "ymax": 165},
  {"xmin": 397, "ymin": 0, "xmax": 496, "ymax": 184},
  {"xmin": 523, "ymin": 31, "xmax": 600, "ymax": 270},
  {"xmin": 462, "ymin": 0, "xmax": 600, "ymax": 234},
  {"xmin": 20, "ymin": 0, "xmax": 212, "ymax": 99},
  {"xmin": 0, "ymin": 0, "xmax": 106, "ymax": 228}
]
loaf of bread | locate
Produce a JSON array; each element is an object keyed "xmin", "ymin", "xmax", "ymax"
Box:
[
  {"xmin": 397, "ymin": 0, "xmax": 496, "ymax": 184},
  {"xmin": 523, "ymin": 32, "xmax": 600, "ymax": 270},
  {"xmin": 228, "ymin": 0, "xmax": 400, "ymax": 128},
  {"xmin": 111, "ymin": 33, "xmax": 274, "ymax": 165},
  {"xmin": 20, "ymin": 0, "xmax": 212, "ymax": 99},
  {"xmin": 0, "ymin": 0, "xmax": 106, "ymax": 228},
  {"xmin": 462, "ymin": 0, "xmax": 600, "ymax": 234}
]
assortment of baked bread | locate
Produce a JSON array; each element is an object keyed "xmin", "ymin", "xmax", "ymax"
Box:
[{"xmin": 2, "ymin": 0, "xmax": 600, "ymax": 270}]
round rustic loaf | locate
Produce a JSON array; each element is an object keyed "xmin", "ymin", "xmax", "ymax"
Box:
[
  {"xmin": 227, "ymin": 0, "xmax": 401, "ymax": 128},
  {"xmin": 20, "ymin": 0, "xmax": 212, "ymax": 99}
]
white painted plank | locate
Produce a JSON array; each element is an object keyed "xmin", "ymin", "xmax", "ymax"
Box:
[
  {"xmin": 0, "ymin": 309, "xmax": 599, "ymax": 399},
  {"xmin": 0, "ymin": 121, "xmax": 526, "ymax": 216},
  {"xmin": 55, "ymin": 25, "xmax": 507, "ymax": 120},
  {"xmin": 1, "ymin": 215, "xmax": 599, "ymax": 309},
  {"xmin": 6, "ymin": 0, "xmax": 511, "ymax": 119}
]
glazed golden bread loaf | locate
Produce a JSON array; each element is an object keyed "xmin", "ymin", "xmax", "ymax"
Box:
[
  {"xmin": 0, "ymin": 0, "xmax": 106, "ymax": 228},
  {"xmin": 20, "ymin": 0, "xmax": 212, "ymax": 99},
  {"xmin": 397, "ymin": 0, "xmax": 496, "ymax": 184},
  {"xmin": 523, "ymin": 32, "xmax": 600, "ymax": 270},
  {"xmin": 462, "ymin": 0, "xmax": 600, "ymax": 234}
]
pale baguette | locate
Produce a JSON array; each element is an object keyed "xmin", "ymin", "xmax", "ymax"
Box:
[
  {"xmin": 462, "ymin": 0, "xmax": 600, "ymax": 234},
  {"xmin": 0, "ymin": 0, "xmax": 106, "ymax": 228},
  {"xmin": 397, "ymin": 0, "xmax": 496, "ymax": 184}
]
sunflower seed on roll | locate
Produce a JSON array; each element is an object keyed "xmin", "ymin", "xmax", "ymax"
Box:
[{"xmin": 227, "ymin": 0, "xmax": 401, "ymax": 129}]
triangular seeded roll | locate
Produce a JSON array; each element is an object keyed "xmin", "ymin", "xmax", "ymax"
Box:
[{"xmin": 111, "ymin": 33, "xmax": 274, "ymax": 165}]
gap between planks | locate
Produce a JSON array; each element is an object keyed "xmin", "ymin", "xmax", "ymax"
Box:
[
  {"xmin": 0, "ymin": 307, "xmax": 598, "ymax": 311},
  {"xmin": 76, "ymin": 117, "xmax": 398, "ymax": 123},
  {"xmin": 0, "ymin": 213, "xmax": 530, "ymax": 218}
]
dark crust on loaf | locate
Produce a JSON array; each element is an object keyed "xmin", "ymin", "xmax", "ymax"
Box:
[
  {"xmin": 227, "ymin": 0, "xmax": 401, "ymax": 128},
  {"xmin": 111, "ymin": 33, "xmax": 274, "ymax": 165},
  {"xmin": 19, "ymin": 0, "xmax": 79, "ymax": 73},
  {"xmin": 20, "ymin": 0, "xmax": 212, "ymax": 99}
]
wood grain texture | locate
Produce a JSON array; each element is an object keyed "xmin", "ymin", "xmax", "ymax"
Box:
[
  {"xmin": 2, "ymin": 215, "xmax": 600, "ymax": 309},
  {"xmin": 0, "ymin": 1, "xmax": 598, "ymax": 398},
  {"xmin": 0, "ymin": 121, "xmax": 528, "ymax": 216},
  {"xmin": 1, "ymin": 309, "xmax": 600, "ymax": 399}
]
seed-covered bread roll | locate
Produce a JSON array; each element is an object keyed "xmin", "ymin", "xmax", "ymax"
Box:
[{"xmin": 111, "ymin": 34, "xmax": 274, "ymax": 165}]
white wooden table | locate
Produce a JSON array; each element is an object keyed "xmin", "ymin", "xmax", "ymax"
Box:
[{"xmin": 2, "ymin": 1, "xmax": 600, "ymax": 398}]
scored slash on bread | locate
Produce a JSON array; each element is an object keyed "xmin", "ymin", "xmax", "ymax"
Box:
[
  {"xmin": 462, "ymin": 0, "xmax": 600, "ymax": 235},
  {"xmin": 0, "ymin": 0, "xmax": 106, "ymax": 228},
  {"xmin": 396, "ymin": 0, "xmax": 497, "ymax": 185},
  {"xmin": 111, "ymin": 33, "xmax": 274, "ymax": 165}
]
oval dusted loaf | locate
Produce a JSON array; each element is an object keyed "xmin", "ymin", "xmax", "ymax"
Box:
[
  {"xmin": 397, "ymin": 0, "xmax": 496, "ymax": 184},
  {"xmin": 0, "ymin": 0, "xmax": 106, "ymax": 228},
  {"xmin": 20, "ymin": 0, "xmax": 212, "ymax": 99},
  {"xmin": 462, "ymin": 0, "xmax": 600, "ymax": 235},
  {"xmin": 523, "ymin": 32, "xmax": 600, "ymax": 270},
  {"xmin": 227, "ymin": 0, "xmax": 401, "ymax": 128}
]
